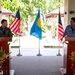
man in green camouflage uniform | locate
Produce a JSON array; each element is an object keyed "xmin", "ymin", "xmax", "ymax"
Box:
[{"xmin": 0, "ymin": 19, "xmax": 13, "ymax": 37}]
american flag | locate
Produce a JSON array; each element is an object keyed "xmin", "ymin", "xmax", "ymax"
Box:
[
  {"xmin": 58, "ymin": 10, "xmax": 64, "ymax": 41},
  {"xmin": 9, "ymin": 9, "xmax": 21, "ymax": 35}
]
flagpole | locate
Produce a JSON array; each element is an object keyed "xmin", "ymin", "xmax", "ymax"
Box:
[
  {"xmin": 56, "ymin": 41, "xmax": 62, "ymax": 56},
  {"xmin": 56, "ymin": 0, "xmax": 62, "ymax": 56},
  {"xmin": 17, "ymin": 35, "xmax": 22, "ymax": 56},
  {"xmin": 37, "ymin": 39, "xmax": 42, "ymax": 56},
  {"xmin": 56, "ymin": 13, "xmax": 62, "ymax": 56}
]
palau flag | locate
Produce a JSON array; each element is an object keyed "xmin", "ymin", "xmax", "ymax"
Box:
[{"xmin": 30, "ymin": 10, "xmax": 42, "ymax": 40}]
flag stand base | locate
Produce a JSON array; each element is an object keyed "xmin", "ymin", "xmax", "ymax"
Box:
[
  {"xmin": 17, "ymin": 53, "xmax": 22, "ymax": 56},
  {"xmin": 56, "ymin": 53, "xmax": 62, "ymax": 56},
  {"xmin": 56, "ymin": 49, "xmax": 62, "ymax": 56},
  {"xmin": 17, "ymin": 46, "xmax": 22, "ymax": 56},
  {"xmin": 37, "ymin": 53, "xmax": 42, "ymax": 56},
  {"xmin": 17, "ymin": 52, "xmax": 22, "ymax": 56}
]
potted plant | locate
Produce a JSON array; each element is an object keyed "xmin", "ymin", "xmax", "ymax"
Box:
[
  {"xmin": 0, "ymin": 49, "xmax": 11, "ymax": 74},
  {"xmin": 70, "ymin": 51, "xmax": 75, "ymax": 75}
]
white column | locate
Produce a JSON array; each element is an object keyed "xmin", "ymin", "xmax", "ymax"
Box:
[
  {"xmin": 51, "ymin": 18, "xmax": 56, "ymax": 38},
  {"xmin": 0, "ymin": 0, "xmax": 2, "ymax": 26}
]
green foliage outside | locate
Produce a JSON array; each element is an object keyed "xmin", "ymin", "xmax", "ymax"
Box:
[{"xmin": 2, "ymin": 0, "xmax": 64, "ymax": 34}]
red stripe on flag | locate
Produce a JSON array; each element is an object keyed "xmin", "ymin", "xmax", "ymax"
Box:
[
  {"xmin": 9, "ymin": 18, "xmax": 20, "ymax": 35},
  {"xmin": 58, "ymin": 25, "xmax": 64, "ymax": 38},
  {"xmin": 13, "ymin": 21, "xmax": 20, "ymax": 34},
  {"xmin": 58, "ymin": 24, "xmax": 64, "ymax": 44},
  {"xmin": 11, "ymin": 20, "xmax": 19, "ymax": 31}
]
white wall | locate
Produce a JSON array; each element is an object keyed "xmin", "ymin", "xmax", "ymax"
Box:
[{"xmin": 64, "ymin": 0, "xmax": 75, "ymax": 28}]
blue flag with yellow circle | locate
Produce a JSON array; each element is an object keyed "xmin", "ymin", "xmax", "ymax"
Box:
[{"xmin": 30, "ymin": 10, "xmax": 42, "ymax": 40}]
